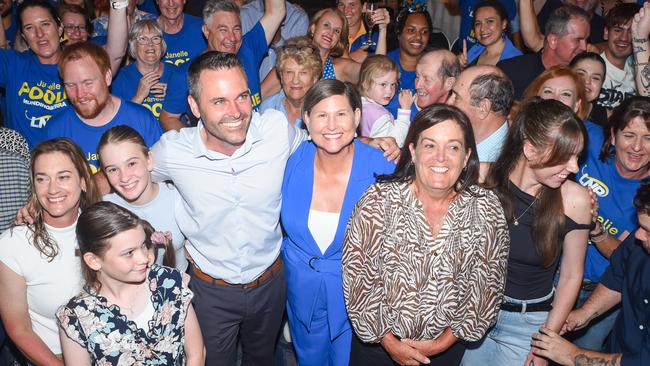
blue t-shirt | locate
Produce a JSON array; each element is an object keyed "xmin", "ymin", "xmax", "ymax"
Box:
[
  {"xmin": 577, "ymin": 121, "xmax": 642, "ymax": 282},
  {"xmin": 162, "ymin": 14, "xmax": 207, "ymax": 66},
  {"xmin": 138, "ymin": 0, "xmax": 159, "ymax": 15},
  {"xmin": 112, "ymin": 63, "xmax": 178, "ymax": 119},
  {"xmin": 0, "ymin": 50, "xmax": 68, "ymax": 149},
  {"xmin": 162, "ymin": 21, "xmax": 268, "ymax": 116},
  {"xmin": 457, "ymin": 0, "xmax": 517, "ymax": 52},
  {"xmin": 385, "ymin": 49, "xmax": 416, "ymax": 118},
  {"xmin": 46, "ymin": 99, "xmax": 162, "ymax": 172}
]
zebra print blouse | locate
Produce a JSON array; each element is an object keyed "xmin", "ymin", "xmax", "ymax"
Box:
[{"xmin": 342, "ymin": 181, "xmax": 510, "ymax": 343}]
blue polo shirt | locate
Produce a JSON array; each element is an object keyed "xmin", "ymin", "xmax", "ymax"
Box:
[
  {"xmin": 385, "ymin": 49, "xmax": 415, "ymax": 118},
  {"xmin": 112, "ymin": 62, "xmax": 178, "ymax": 119},
  {"xmin": 600, "ymin": 234, "xmax": 650, "ymax": 365},
  {"xmin": 162, "ymin": 14, "xmax": 207, "ymax": 66}
]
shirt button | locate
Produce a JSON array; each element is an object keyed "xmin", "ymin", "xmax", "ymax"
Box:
[
  {"xmin": 640, "ymin": 325, "xmax": 645, "ymax": 330},
  {"xmin": 644, "ymin": 299, "xmax": 648, "ymax": 304}
]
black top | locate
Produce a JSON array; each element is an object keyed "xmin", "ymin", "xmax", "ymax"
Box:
[
  {"xmin": 505, "ymin": 182, "xmax": 593, "ymax": 300},
  {"xmin": 588, "ymin": 103, "xmax": 609, "ymax": 127},
  {"xmin": 498, "ymin": 52, "xmax": 546, "ymax": 99},
  {"xmin": 536, "ymin": 0, "xmax": 606, "ymax": 44}
]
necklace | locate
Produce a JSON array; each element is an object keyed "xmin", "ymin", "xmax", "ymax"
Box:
[{"xmin": 513, "ymin": 196, "xmax": 538, "ymax": 226}]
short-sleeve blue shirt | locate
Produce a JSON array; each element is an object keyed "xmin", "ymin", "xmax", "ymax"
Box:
[
  {"xmin": 112, "ymin": 62, "xmax": 178, "ymax": 119},
  {"xmin": 162, "ymin": 14, "xmax": 207, "ymax": 66},
  {"xmin": 385, "ymin": 49, "xmax": 415, "ymax": 118},
  {"xmin": 0, "ymin": 50, "xmax": 68, "ymax": 149},
  {"xmin": 46, "ymin": 99, "xmax": 162, "ymax": 172}
]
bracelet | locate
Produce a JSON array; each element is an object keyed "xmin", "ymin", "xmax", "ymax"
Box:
[
  {"xmin": 111, "ymin": 0, "xmax": 128, "ymax": 9},
  {"xmin": 591, "ymin": 231, "xmax": 608, "ymax": 243},
  {"xmin": 635, "ymin": 61, "xmax": 649, "ymax": 66},
  {"xmin": 589, "ymin": 225, "xmax": 605, "ymax": 239}
]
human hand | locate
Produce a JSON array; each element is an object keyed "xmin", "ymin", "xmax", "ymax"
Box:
[
  {"xmin": 135, "ymin": 70, "xmax": 161, "ymax": 102},
  {"xmin": 632, "ymin": 2, "xmax": 650, "ymax": 39},
  {"xmin": 368, "ymin": 136, "xmax": 400, "ymax": 162},
  {"xmin": 525, "ymin": 348, "xmax": 548, "ymax": 366},
  {"xmin": 398, "ymin": 89, "xmax": 414, "ymax": 110},
  {"xmin": 15, "ymin": 197, "xmax": 36, "ymax": 225},
  {"xmin": 381, "ymin": 334, "xmax": 430, "ymax": 365},
  {"xmin": 371, "ymin": 8, "xmax": 390, "ymax": 30},
  {"xmin": 561, "ymin": 308, "xmax": 593, "ymax": 334},
  {"xmin": 531, "ymin": 327, "xmax": 579, "ymax": 366},
  {"xmin": 150, "ymin": 82, "xmax": 167, "ymax": 99},
  {"xmin": 401, "ymin": 338, "xmax": 443, "ymax": 357}
]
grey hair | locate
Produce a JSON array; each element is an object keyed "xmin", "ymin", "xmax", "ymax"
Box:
[
  {"xmin": 437, "ymin": 55, "xmax": 461, "ymax": 84},
  {"xmin": 545, "ymin": 5, "xmax": 590, "ymax": 37},
  {"xmin": 128, "ymin": 19, "xmax": 166, "ymax": 60},
  {"xmin": 203, "ymin": 0, "xmax": 240, "ymax": 28},
  {"xmin": 469, "ymin": 73, "xmax": 514, "ymax": 115},
  {"xmin": 188, "ymin": 51, "xmax": 246, "ymax": 101}
]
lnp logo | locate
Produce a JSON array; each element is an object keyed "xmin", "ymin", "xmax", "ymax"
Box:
[
  {"xmin": 578, "ymin": 167, "xmax": 609, "ymax": 197},
  {"xmin": 25, "ymin": 110, "xmax": 52, "ymax": 128}
]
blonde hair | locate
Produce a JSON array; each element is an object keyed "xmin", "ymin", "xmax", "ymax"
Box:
[
  {"xmin": 358, "ymin": 55, "xmax": 399, "ymax": 97},
  {"xmin": 310, "ymin": 8, "xmax": 349, "ymax": 58}
]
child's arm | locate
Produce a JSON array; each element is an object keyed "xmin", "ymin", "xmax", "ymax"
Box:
[{"xmin": 184, "ymin": 304, "xmax": 206, "ymax": 365}]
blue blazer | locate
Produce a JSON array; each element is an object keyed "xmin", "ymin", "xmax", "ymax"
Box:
[
  {"xmin": 467, "ymin": 36, "xmax": 522, "ymax": 64},
  {"xmin": 280, "ymin": 139, "xmax": 395, "ymax": 340}
]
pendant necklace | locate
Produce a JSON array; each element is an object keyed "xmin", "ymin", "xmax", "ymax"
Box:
[{"xmin": 513, "ymin": 196, "xmax": 539, "ymax": 226}]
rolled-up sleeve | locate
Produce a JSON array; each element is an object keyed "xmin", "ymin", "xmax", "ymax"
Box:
[
  {"xmin": 342, "ymin": 184, "xmax": 389, "ymax": 343},
  {"xmin": 448, "ymin": 192, "xmax": 510, "ymax": 341}
]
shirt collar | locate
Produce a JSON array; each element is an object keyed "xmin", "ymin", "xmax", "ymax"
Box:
[{"xmin": 192, "ymin": 113, "xmax": 263, "ymax": 160}]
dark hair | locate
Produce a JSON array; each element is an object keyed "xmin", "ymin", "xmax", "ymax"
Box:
[
  {"xmin": 58, "ymin": 41, "xmax": 111, "ymax": 80},
  {"xmin": 569, "ymin": 51, "xmax": 606, "ymax": 71},
  {"xmin": 98, "ymin": 125, "xmax": 149, "ymax": 168},
  {"xmin": 599, "ymin": 96, "xmax": 650, "ymax": 162},
  {"xmin": 29, "ymin": 138, "xmax": 101, "ymax": 261},
  {"xmin": 302, "ymin": 79, "xmax": 362, "ymax": 119},
  {"xmin": 58, "ymin": 3, "xmax": 94, "ymax": 35},
  {"xmin": 545, "ymin": 5, "xmax": 590, "ymax": 37},
  {"xmin": 606, "ymin": 3, "xmax": 640, "ymax": 30},
  {"xmin": 140, "ymin": 219, "xmax": 176, "ymax": 268},
  {"xmin": 188, "ymin": 51, "xmax": 246, "ymax": 101},
  {"xmin": 396, "ymin": 10, "xmax": 434, "ymax": 48},
  {"xmin": 486, "ymin": 98, "xmax": 586, "ymax": 267},
  {"xmin": 76, "ymin": 202, "xmax": 150, "ymax": 291},
  {"xmin": 378, "ymin": 104, "xmax": 479, "ymax": 192},
  {"xmin": 473, "ymin": 0, "xmax": 510, "ymax": 33},
  {"xmin": 469, "ymin": 72, "xmax": 514, "ymax": 116},
  {"xmin": 634, "ymin": 181, "xmax": 650, "ymax": 216},
  {"xmin": 18, "ymin": 0, "xmax": 61, "ymax": 31}
]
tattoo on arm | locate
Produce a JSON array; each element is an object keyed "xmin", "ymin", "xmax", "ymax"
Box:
[{"xmin": 574, "ymin": 353, "xmax": 621, "ymax": 366}]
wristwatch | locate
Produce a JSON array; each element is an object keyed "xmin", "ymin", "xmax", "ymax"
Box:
[{"xmin": 111, "ymin": 0, "xmax": 128, "ymax": 9}]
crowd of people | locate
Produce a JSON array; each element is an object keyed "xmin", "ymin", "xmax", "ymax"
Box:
[{"xmin": 0, "ymin": 0, "xmax": 649, "ymax": 365}]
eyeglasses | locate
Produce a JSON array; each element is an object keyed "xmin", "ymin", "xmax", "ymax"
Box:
[
  {"xmin": 135, "ymin": 35, "xmax": 163, "ymax": 45},
  {"xmin": 63, "ymin": 24, "xmax": 88, "ymax": 33}
]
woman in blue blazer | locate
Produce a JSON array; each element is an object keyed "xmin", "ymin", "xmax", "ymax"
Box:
[{"xmin": 280, "ymin": 79, "xmax": 395, "ymax": 365}]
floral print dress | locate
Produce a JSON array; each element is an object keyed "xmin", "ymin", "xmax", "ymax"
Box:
[{"xmin": 57, "ymin": 265, "xmax": 193, "ymax": 365}]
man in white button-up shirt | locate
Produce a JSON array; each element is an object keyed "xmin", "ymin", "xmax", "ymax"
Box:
[{"xmin": 150, "ymin": 51, "xmax": 306, "ymax": 365}]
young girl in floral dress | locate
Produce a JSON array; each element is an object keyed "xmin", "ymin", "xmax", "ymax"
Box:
[{"xmin": 57, "ymin": 201, "xmax": 204, "ymax": 365}]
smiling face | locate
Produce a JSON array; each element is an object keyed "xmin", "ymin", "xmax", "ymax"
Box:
[
  {"xmin": 20, "ymin": 5, "xmax": 63, "ymax": 64},
  {"xmin": 280, "ymin": 58, "xmax": 318, "ymax": 103},
  {"xmin": 409, "ymin": 120, "xmax": 470, "ymax": 196},
  {"xmin": 538, "ymin": 75, "xmax": 582, "ymax": 114},
  {"xmin": 88, "ymin": 226, "xmax": 151, "ymax": 285},
  {"xmin": 611, "ymin": 117, "xmax": 650, "ymax": 179},
  {"xmin": 473, "ymin": 6, "xmax": 506, "ymax": 47},
  {"xmin": 549, "ymin": 17, "xmax": 590, "ymax": 64},
  {"xmin": 311, "ymin": 11, "xmax": 343, "ymax": 53},
  {"xmin": 365, "ymin": 70, "xmax": 398, "ymax": 106},
  {"xmin": 33, "ymin": 151, "xmax": 85, "ymax": 228},
  {"xmin": 526, "ymin": 140, "xmax": 582, "ymax": 189},
  {"xmin": 62, "ymin": 54, "xmax": 112, "ymax": 119},
  {"xmin": 135, "ymin": 26, "xmax": 163, "ymax": 65},
  {"xmin": 157, "ymin": 0, "xmax": 184, "ymax": 22},
  {"xmin": 604, "ymin": 21, "xmax": 633, "ymax": 61},
  {"xmin": 573, "ymin": 58, "xmax": 604, "ymax": 103},
  {"xmin": 337, "ymin": 0, "xmax": 362, "ymax": 29},
  {"xmin": 188, "ymin": 67, "xmax": 252, "ymax": 156},
  {"xmin": 415, "ymin": 54, "xmax": 450, "ymax": 108},
  {"xmin": 203, "ymin": 10, "xmax": 243, "ymax": 54},
  {"xmin": 399, "ymin": 13, "xmax": 429, "ymax": 58},
  {"xmin": 303, "ymin": 94, "xmax": 360, "ymax": 156},
  {"xmin": 61, "ymin": 12, "xmax": 88, "ymax": 44},
  {"xmin": 100, "ymin": 141, "xmax": 155, "ymax": 205}
]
